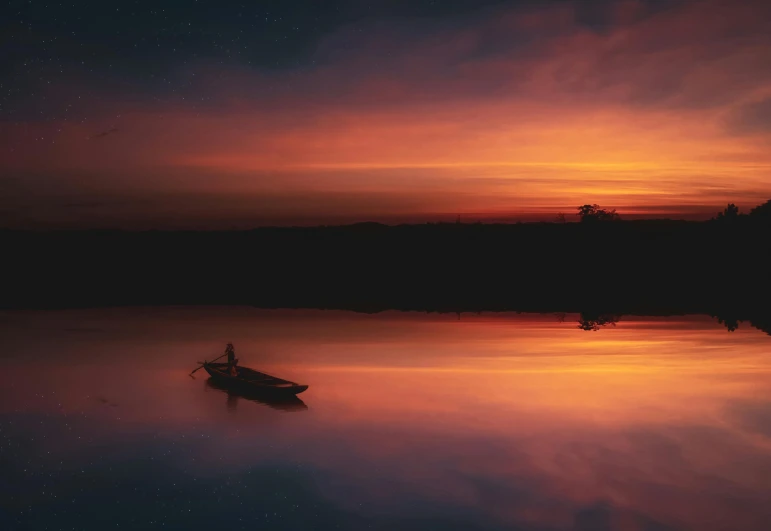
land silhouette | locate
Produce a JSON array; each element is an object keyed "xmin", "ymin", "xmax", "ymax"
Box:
[{"xmin": 3, "ymin": 200, "xmax": 770, "ymax": 330}]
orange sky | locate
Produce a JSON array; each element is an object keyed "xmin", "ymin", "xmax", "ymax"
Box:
[{"xmin": 2, "ymin": 0, "xmax": 771, "ymax": 227}]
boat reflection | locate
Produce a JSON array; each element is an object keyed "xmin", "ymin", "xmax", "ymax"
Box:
[{"xmin": 204, "ymin": 377, "xmax": 308, "ymax": 412}]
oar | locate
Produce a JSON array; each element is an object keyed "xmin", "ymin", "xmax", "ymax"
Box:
[{"xmin": 190, "ymin": 351, "xmax": 228, "ymax": 375}]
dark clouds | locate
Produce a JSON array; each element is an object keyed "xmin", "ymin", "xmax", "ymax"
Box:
[
  {"xmin": 2, "ymin": 0, "xmax": 768, "ymax": 130},
  {"xmin": 1, "ymin": 0, "xmax": 770, "ymax": 227},
  {"xmin": 0, "ymin": 0, "xmax": 706, "ymax": 120},
  {"xmin": 726, "ymin": 97, "xmax": 771, "ymax": 135}
]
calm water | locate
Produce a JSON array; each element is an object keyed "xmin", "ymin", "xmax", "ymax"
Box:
[{"xmin": 1, "ymin": 308, "xmax": 771, "ymax": 531}]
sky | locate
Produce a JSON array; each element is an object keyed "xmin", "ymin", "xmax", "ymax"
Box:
[{"xmin": 1, "ymin": 0, "xmax": 770, "ymax": 228}]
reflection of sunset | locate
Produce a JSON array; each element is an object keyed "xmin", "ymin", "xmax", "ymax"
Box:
[{"xmin": 2, "ymin": 309, "xmax": 771, "ymax": 529}]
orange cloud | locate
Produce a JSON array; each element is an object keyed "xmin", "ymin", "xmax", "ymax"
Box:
[{"xmin": 1, "ymin": 0, "xmax": 770, "ymax": 227}]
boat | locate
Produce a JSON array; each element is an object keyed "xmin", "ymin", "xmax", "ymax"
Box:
[
  {"xmin": 204, "ymin": 378, "xmax": 308, "ymax": 411},
  {"xmin": 201, "ymin": 362, "xmax": 309, "ymax": 396}
]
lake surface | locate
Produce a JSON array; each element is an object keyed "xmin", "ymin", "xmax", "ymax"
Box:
[{"xmin": 1, "ymin": 308, "xmax": 771, "ymax": 531}]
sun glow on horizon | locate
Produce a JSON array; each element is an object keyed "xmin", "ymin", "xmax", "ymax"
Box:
[{"xmin": 2, "ymin": 0, "xmax": 771, "ymax": 227}]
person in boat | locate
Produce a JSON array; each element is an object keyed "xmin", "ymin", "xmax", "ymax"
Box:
[{"xmin": 225, "ymin": 343, "xmax": 238, "ymax": 377}]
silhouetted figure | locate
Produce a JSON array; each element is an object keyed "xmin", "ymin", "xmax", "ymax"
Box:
[{"xmin": 225, "ymin": 343, "xmax": 238, "ymax": 376}]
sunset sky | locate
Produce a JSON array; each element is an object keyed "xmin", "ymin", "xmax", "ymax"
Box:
[{"xmin": 2, "ymin": 0, "xmax": 771, "ymax": 228}]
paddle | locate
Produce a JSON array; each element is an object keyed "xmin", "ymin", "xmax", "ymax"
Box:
[{"xmin": 190, "ymin": 351, "xmax": 228, "ymax": 375}]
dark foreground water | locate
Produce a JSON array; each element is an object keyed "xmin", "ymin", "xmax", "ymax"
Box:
[{"xmin": 1, "ymin": 308, "xmax": 771, "ymax": 531}]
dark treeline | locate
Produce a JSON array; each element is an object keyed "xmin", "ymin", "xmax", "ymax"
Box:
[
  {"xmin": 2, "ymin": 201, "xmax": 771, "ymax": 325},
  {"xmin": 574, "ymin": 313, "xmax": 771, "ymax": 336}
]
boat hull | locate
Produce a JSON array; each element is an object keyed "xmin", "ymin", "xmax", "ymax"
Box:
[
  {"xmin": 204, "ymin": 378, "xmax": 308, "ymax": 411},
  {"xmin": 203, "ymin": 363, "xmax": 308, "ymax": 396}
]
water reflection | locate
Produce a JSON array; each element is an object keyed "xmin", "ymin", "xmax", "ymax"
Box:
[
  {"xmin": 1, "ymin": 308, "xmax": 771, "ymax": 530},
  {"xmin": 203, "ymin": 377, "xmax": 308, "ymax": 412},
  {"xmin": 576, "ymin": 312, "xmax": 620, "ymax": 331}
]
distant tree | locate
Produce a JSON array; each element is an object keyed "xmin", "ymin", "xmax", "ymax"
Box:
[
  {"xmin": 715, "ymin": 203, "xmax": 740, "ymax": 221},
  {"xmin": 577, "ymin": 313, "xmax": 619, "ymax": 331},
  {"xmin": 750, "ymin": 316, "xmax": 771, "ymax": 336},
  {"xmin": 576, "ymin": 204, "xmax": 620, "ymax": 223},
  {"xmin": 555, "ymin": 212, "xmax": 566, "ymax": 224},
  {"xmin": 749, "ymin": 199, "xmax": 771, "ymax": 221},
  {"xmin": 716, "ymin": 315, "xmax": 739, "ymax": 332}
]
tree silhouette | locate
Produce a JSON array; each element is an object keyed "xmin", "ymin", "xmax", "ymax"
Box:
[
  {"xmin": 750, "ymin": 316, "xmax": 771, "ymax": 336},
  {"xmin": 716, "ymin": 315, "xmax": 740, "ymax": 332},
  {"xmin": 555, "ymin": 212, "xmax": 566, "ymax": 223},
  {"xmin": 577, "ymin": 313, "xmax": 619, "ymax": 331},
  {"xmin": 750, "ymin": 199, "xmax": 771, "ymax": 221},
  {"xmin": 715, "ymin": 203, "xmax": 740, "ymax": 221},
  {"xmin": 576, "ymin": 204, "xmax": 620, "ymax": 223}
]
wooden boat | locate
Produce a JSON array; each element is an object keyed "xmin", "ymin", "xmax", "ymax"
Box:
[
  {"xmin": 202, "ymin": 362, "xmax": 308, "ymax": 396},
  {"xmin": 204, "ymin": 378, "xmax": 308, "ymax": 411}
]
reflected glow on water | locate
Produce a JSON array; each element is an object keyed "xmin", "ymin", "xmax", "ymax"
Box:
[{"xmin": 1, "ymin": 309, "xmax": 770, "ymax": 530}]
